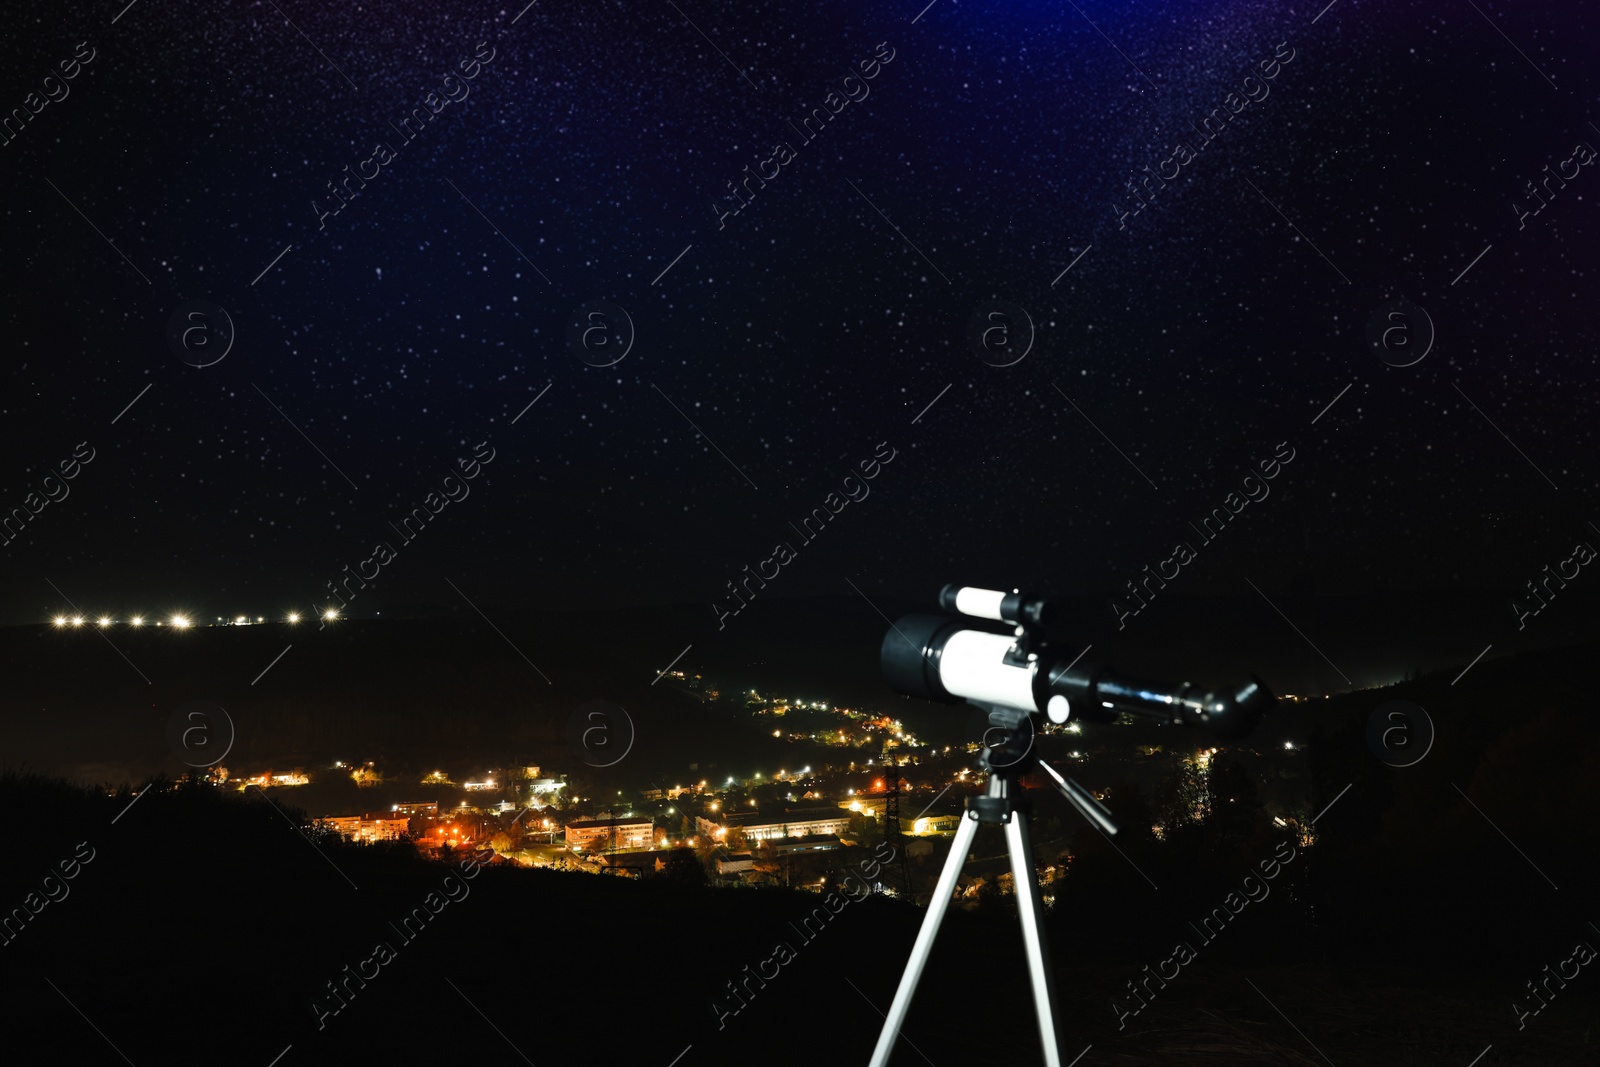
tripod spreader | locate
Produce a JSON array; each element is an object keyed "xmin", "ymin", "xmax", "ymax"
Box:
[
  {"xmin": 977, "ymin": 702, "xmax": 1119, "ymax": 836},
  {"xmin": 1036, "ymin": 759, "xmax": 1118, "ymax": 837}
]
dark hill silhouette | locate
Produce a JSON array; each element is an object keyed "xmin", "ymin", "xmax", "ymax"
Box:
[{"xmin": 6, "ymin": 585, "xmax": 1597, "ymax": 788}]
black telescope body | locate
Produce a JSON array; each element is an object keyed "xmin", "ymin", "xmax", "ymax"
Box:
[{"xmin": 882, "ymin": 586, "xmax": 1273, "ymax": 738}]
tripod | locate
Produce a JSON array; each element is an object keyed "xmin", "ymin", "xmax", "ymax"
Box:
[{"xmin": 868, "ymin": 704, "xmax": 1117, "ymax": 1067}]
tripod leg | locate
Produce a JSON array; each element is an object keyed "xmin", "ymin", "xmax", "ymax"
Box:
[
  {"xmin": 868, "ymin": 810, "xmax": 982, "ymax": 1067},
  {"xmin": 1007, "ymin": 814, "xmax": 1064, "ymax": 1067}
]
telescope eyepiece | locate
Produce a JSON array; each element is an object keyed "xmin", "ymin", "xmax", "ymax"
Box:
[{"xmin": 1183, "ymin": 677, "xmax": 1274, "ymax": 738}]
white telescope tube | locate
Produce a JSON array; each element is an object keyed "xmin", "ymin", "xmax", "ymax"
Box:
[{"xmin": 937, "ymin": 628, "xmax": 1035, "ymax": 710}]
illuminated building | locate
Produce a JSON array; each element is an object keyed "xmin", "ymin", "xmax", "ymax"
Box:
[
  {"xmin": 717, "ymin": 853, "xmax": 755, "ymax": 876},
  {"xmin": 564, "ymin": 816, "xmax": 654, "ymax": 851},
  {"xmin": 240, "ymin": 771, "xmax": 310, "ymax": 788},
  {"xmin": 697, "ymin": 806, "xmax": 851, "ymax": 843},
  {"xmin": 593, "ymin": 851, "xmax": 665, "ymax": 878},
  {"xmin": 392, "ymin": 801, "xmax": 439, "ymax": 816},
  {"xmin": 912, "ymin": 813, "xmax": 962, "ymax": 835},
  {"xmin": 838, "ymin": 797, "xmax": 959, "ymax": 835},
  {"xmin": 320, "ymin": 813, "xmax": 411, "ymax": 842}
]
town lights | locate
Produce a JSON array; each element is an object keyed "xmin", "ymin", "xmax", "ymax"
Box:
[
  {"xmin": 130, "ymin": 616, "xmax": 144, "ymax": 627},
  {"xmin": 323, "ymin": 609, "xmax": 339, "ymax": 621},
  {"xmin": 52, "ymin": 616, "xmax": 67, "ymax": 627},
  {"xmin": 286, "ymin": 612, "xmax": 300, "ymax": 624},
  {"xmin": 97, "ymin": 616, "xmax": 113, "ymax": 626},
  {"xmin": 171, "ymin": 615, "xmax": 191, "ymax": 628}
]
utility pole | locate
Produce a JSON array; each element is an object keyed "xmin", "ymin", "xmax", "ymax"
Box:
[{"xmin": 881, "ymin": 762, "xmax": 914, "ymax": 899}]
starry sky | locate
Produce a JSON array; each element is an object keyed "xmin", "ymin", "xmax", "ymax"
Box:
[{"xmin": 2, "ymin": 0, "xmax": 1597, "ymax": 684}]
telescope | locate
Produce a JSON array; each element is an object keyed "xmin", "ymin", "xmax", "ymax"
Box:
[
  {"xmin": 882, "ymin": 584, "xmax": 1273, "ymax": 737},
  {"xmin": 867, "ymin": 584, "xmax": 1274, "ymax": 1067}
]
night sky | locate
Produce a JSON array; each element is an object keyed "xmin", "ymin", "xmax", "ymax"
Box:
[{"xmin": 3, "ymin": 0, "xmax": 1598, "ymax": 686}]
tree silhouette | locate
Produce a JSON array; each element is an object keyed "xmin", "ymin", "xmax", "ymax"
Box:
[
  {"xmin": 1102, "ymin": 779, "xmax": 1156, "ymax": 846},
  {"xmin": 1153, "ymin": 753, "xmax": 1208, "ymax": 832},
  {"xmin": 749, "ymin": 838, "xmax": 785, "ymax": 888},
  {"xmin": 1203, "ymin": 752, "xmax": 1265, "ymax": 853},
  {"xmin": 662, "ymin": 848, "xmax": 706, "ymax": 886}
]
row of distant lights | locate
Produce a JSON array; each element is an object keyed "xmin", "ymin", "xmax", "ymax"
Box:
[{"xmin": 52, "ymin": 610, "xmax": 341, "ymax": 628}]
